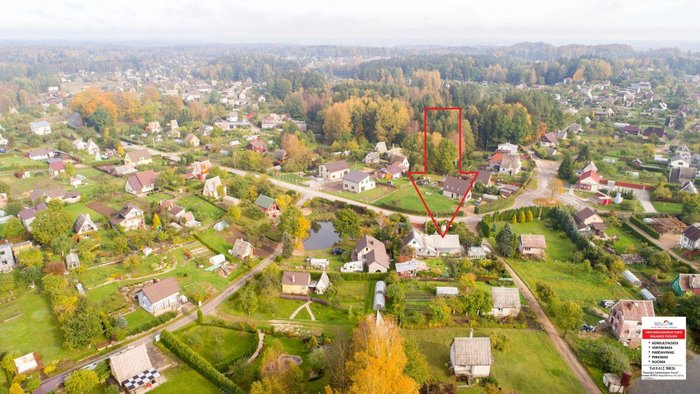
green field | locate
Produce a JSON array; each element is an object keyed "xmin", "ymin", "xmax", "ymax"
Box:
[
  {"xmin": 493, "ymin": 221, "xmax": 638, "ymax": 305},
  {"xmin": 177, "ymin": 195, "xmax": 224, "ymax": 224},
  {"xmin": 152, "ymin": 364, "xmax": 220, "ymax": 394},
  {"xmin": 0, "ymin": 291, "xmax": 93, "ymax": 364},
  {"xmin": 651, "ymin": 201, "xmax": 683, "ymax": 215},
  {"xmin": 375, "ymin": 184, "xmax": 462, "ymax": 216},
  {"xmin": 404, "ymin": 327, "xmax": 585, "ymax": 393},
  {"xmin": 197, "ymin": 228, "xmax": 233, "ymax": 256},
  {"xmin": 176, "ymin": 325, "xmax": 258, "ymax": 364},
  {"xmin": 331, "ymin": 183, "xmax": 396, "ymax": 203}
]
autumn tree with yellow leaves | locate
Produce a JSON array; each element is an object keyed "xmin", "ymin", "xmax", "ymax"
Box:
[{"xmin": 344, "ymin": 314, "xmax": 419, "ymax": 394}]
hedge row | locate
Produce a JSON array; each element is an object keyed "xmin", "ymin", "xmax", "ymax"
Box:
[
  {"xmin": 327, "ymin": 271, "xmax": 388, "ymax": 281},
  {"xmin": 621, "ymin": 221, "xmax": 661, "ymax": 250},
  {"xmin": 160, "ymin": 330, "xmax": 245, "ymax": 394},
  {"xmin": 630, "ymin": 216, "xmax": 661, "ymax": 239},
  {"xmin": 212, "ymin": 334, "xmax": 260, "ymax": 371},
  {"xmin": 127, "ymin": 311, "xmax": 177, "ymax": 336}
]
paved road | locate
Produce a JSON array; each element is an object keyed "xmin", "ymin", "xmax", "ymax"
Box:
[
  {"xmin": 499, "ymin": 256, "xmax": 602, "ymax": 394},
  {"xmin": 36, "ymin": 241, "xmax": 282, "ymax": 394}
]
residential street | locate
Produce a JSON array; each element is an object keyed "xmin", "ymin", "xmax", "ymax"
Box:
[{"xmin": 482, "ymin": 241, "xmax": 603, "ymax": 394}]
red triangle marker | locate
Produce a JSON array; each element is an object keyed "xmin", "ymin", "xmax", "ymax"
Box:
[{"xmin": 407, "ymin": 107, "xmax": 478, "ymax": 238}]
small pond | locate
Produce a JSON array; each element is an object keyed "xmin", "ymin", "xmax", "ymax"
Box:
[{"xmin": 303, "ymin": 221, "xmax": 341, "ymax": 250}]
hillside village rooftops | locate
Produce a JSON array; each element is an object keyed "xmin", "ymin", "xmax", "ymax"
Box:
[
  {"xmin": 443, "ymin": 175, "xmax": 472, "ymax": 196},
  {"xmin": 491, "ymin": 287, "xmax": 520, "ymax": 309},
  {"xmin": 140, "ymin": 278, "xmax": 180, "ymax": 303},
  {"xmin": 323, "ymin": 160, "xmax": 349, "ymax": 172},
  {"xmin": 254, "ymin": 194, "xmax": 276, "ymax": 209},
  {"xmin": 343, "ymin": 170, "xmax": 370, "ymax": 183},
  {"xmin": 281, "ymin": 271, "xmax": 310, "ymax": 286},
  {"xmin": 451, "ymin": 337, "xmax": 492, "ymax": 366},
  {"xmin": 682, "ymin": 223, "xmax": 700, "ymax": 242},
  {"xmin": 519, "ymin": 234, "xmax": 546, "ymax": 249},
  {"xmin": 125, "ymin": 149, "xmax": 152, "ymax": 163}
]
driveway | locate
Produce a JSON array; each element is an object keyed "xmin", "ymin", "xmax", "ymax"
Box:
[
  {"xmin": 513, "ymin": 157, "xmax": 588, "ymax": 211},
  {"xmin": 634, "ymin": 189, "xmax": 657, "ymax": 213}
]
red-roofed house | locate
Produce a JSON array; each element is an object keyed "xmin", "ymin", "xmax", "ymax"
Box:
[{"xmin": 577, "ymin": 170, "xmax": 602, "ymax": 192}]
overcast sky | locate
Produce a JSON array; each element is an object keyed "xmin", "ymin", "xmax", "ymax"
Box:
[{"xmin": 0, "ymin": 0, "xmax": 698, "ymax": 48}]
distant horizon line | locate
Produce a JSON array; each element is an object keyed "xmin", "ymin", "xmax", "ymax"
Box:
[{"xmin": 0, "ymin": 38, "xmax": 698, "ymax": 51}]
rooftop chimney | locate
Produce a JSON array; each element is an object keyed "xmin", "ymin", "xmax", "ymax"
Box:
[
  {"xmin": 469, "ymin": 328, "xmax": 474, "ymax": 338},
  {"xmin": 441, "ymin": 225, "xmax": 447, "ymax": 233}
]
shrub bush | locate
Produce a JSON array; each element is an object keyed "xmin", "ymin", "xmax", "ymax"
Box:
[{"xmin": 160, "ymin": 330, "xmax": 244, "ymax": 393}]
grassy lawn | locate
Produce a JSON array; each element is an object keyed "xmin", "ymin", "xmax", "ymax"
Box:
[
  {"xmin": 177, "ymin": 195, "xmax": 224, "ymax": 224},
  {"xmin": 404, "ymin": 327, "xmax": 585, "ymax": 393},
  {"xmin": 152, "ymin": 364, "xmax": 220, "ymax": 394},
  {"xmin": 607, "ymin": 225, "xmax": 642, "ymax": 254},
  {"xmin": 124, "ymin": 308, "xmax": 156, "ymax": 328},
  {"xmin": 267, "ymin": 336, "xmax": 331, "ymax": 393},
  {"xmin": 176, "ymin": 325, "xmax": 257, "ymax": 364},
  {"xmin": 375, "ymin": 184, "xmax": 461, "ymax": 216},
  {"xmin": 651, "ymin": 201, "xmax": 683, "ymax": 215},
  {"xmin": 63, "ymin": 202, "xmax": 106, "ymax": 222},
  {"xmin": 331, "ymin": 183, "xmax": 395, "ymax": 203},
  {"xmin": 492, "ymin": 221, "xmax": 638, "ymax": 305},
  {"xmin": 0, "ymin": 291, "xmax": 93, "ymax": 364},
  {"xmin": 197, "ymin": 228, "xmax": 232, "ymax": 255}
]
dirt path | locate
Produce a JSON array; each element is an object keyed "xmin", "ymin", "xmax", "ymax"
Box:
[
  {"xmin": 501, "ymin": 258, "xmax": 601, "ymax": 394},
  {"xmin": 305, "ymin": 302, "xmax": 316, "ymax": 321},
  {"xmin": 247, "ymin": 330, "xmax": 266, "ymax": 363},
  {"xmin": 626, "ymin": 220, "xmax": 696, "ymax": 269},
  {"xmin": 289, "ymin": 301, "xmax": 312, "ymax": 319}
]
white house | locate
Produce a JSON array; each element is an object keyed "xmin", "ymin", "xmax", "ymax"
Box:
[
  {"xmin": 669, "ymin": 155, "xmax": 690, "ymax": 168},
  {"xmin": 312, "ymin": 271, "xmax": 331, "ymax": 295},
  {"xmin": 680, "ymin": 223, "xmax": 700, "ymax": 251},
  {"xmin": 125, "ymin": 170, "xmax": 157, "ymax": 196},
  {"xmin": 319, "ymin": 160, "xmax": 350, "ymax": 181},
  {"xmin": 490, "ymin": 287, "xmax": 521, "ymax": 317},
  {"xmin": 202, "ymin": 176, "xmax": 225, "ymax": 199},
  {"xmin": 342, "ymin": 171, "xmax": 376, "ymax": 193},
  {"xmin": 499, "ymin": 154, "xmax": 522, "ymax": 175},
  {"xmin": 110, "ymin": 204, "xmax": 145, "ymax": 232},
  {"xmin": 497, "ymin": 142, "xmax": 518, "ymax": 155},
  {"xmin": 450, "ymin": 334, "xmax": 492, "ymax": 379},
  {"xmin": 136, "ymin": 278, "xmax": 181, "ymax": 316},
  {"xmin": 65, "ymin": 252, "xmax": 80, "ymax": 270},
  {"xmin": 73, "ymin": 213, "xmax": 98, "ymax": 235},
  {"xmin": 29, "ymin": 121, "xmax": 52, "ymax": 135},
  {"xmin": 124, "ymin": 149, "xmax": 153, "ymax": 167},
  {"xmin": 230, "ymin": 239, "xmax": 254, "ymax": 259},
  {"xmin": 0, "ymin": 241, "xmax": 15, "ymax": 273},
  {"xmin": 402, "ymin": 229, "xmax": 462, "ymax": 257},
  {"xmin": 110, "ymin": 344, "xmax": 163, "ymax": 393},
  {"xmin": 352, "ymin": 235, "xmax": 390, "ymax": 273}
]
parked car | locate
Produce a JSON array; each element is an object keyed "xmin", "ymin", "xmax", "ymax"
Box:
[
  {"xmin": 331, "ymin": 247, "xmax": 345, "ymax": 256},
  {"xmin": 600, "ymin": 300, "xmax": 615, "ymax": 308}
]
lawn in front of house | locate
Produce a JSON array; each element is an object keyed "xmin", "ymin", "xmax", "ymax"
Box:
[
  {"xmin": 651, "ymin": 201, "xmax": 683, "ymax": 215},
  {"xmin": 176, "ymin": 325, "xmax": 258, "ymax": 365},
  {"xmin": 152, "ymin": 364, "xmax": 220, "ymax": 394},
  {"xmin": 374, "ymin": 184, "xmax": 462, "ymax": 216},
  {"xmin": 491, "ymin": 220, "xmax": 638, "ymax": 304},
  {"xmin": 607, "ymin": 225, "xmax": 644, "ymax": 254},
  {"xmin": 176, "ymin": 195, "xmax": 224, "ymax": 224},
  {"xmin": 403, "ymin": 327, "xmax": 585, "ymax": 393},
  {"xmin": 331, "ymin": 183, "xmax": 397, "ymax": 203},
  {"xmin": 196, "ymin": 228, "xmax": 233, "ymax": 256},
  {"xmin": 0, "ymin": 291, "xmax": 94, "ymax": 364}
]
